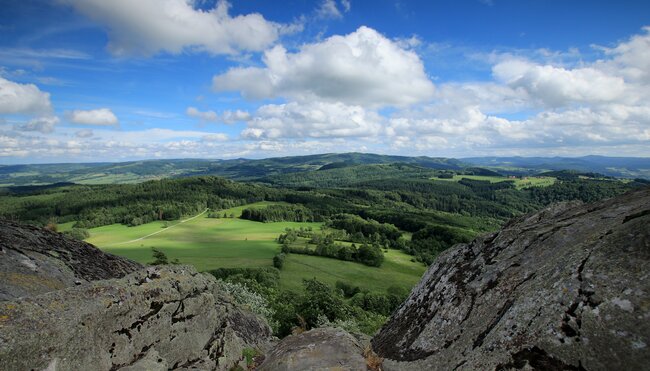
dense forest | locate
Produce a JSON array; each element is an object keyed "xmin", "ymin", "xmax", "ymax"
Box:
[
  {"xmin": 0, "ymin": 177, "xmax": 281, "ymax": 228},
  {"xmin": 241, "ymin": 204, "xmax": 315, "ymax": 222}
]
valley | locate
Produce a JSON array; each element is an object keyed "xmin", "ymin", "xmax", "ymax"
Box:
[
  {"xmin": 69, "ymin": 201, "xmax": 426, "ymax": 293},
  {"xmin": 0, "ymin": 153, "xmax": 646, "ymax": 337}
]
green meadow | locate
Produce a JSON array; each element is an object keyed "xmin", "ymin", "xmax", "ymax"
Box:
[
  {"xmin": 86, "ymin": 202, "xmax": 426, "ymax": 293},
  {"xmin": 279, "ymin": 250, "xmax": 425, "ymax": 293},
  {"xmin": 432, "ymin": 174, "xmax": 556, "ymax": 190}
]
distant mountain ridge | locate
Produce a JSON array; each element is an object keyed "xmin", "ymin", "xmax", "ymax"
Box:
[
  {"xmin": 462, "ymin": 155, "xmax": 650, "ymax": 178},
  {"xmin": 0, "ymin": 153, "xmax": 648, "ymax": 186}
]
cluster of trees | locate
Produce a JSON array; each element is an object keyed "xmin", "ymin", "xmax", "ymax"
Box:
[
  {"xmin": 528, "ymin": 179, "xmax": 634, "ymax": 205},
  {"xmin": 349, "ymin": 286, "xmax": 409, "ymax": 316},
  {"xmin": 335, "ymin": 281, "xmax": 408, "ymax": 315},
  {"xmin": 276, "ymin": 227, "xmax": 313, "ymax": 245},
  {"xmin": 241, "ymin": 204, "xmax": 314, "ymax": 222},
  {"xmin": 350, "ymin": 178, "xmax": 535, "ymax": 219},
  {"xmin": 327, "ymin": 214, "xmax": 401, "ymax": 245},
  {"xmin": 278, "ymin": 228, "xmax": 385, "ymax": 267},
  {"xmin": 281, "ymin": 240, "xmax": 384, "ymax": 267},
  {"xmin": 208, "ymin": 267, "xmax": 398, "ymax": 337},
  {"xmin": 406, "ymin": 225, "xmax": 472, "ymax": 265}
]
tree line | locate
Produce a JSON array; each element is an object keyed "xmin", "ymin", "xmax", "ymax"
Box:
[{"xmin": 241, "ymin": 204, "xmax": 315, "ymax": 222}]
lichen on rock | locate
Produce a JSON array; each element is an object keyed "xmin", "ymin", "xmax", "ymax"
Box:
[{"xmin": 0, "ymin": 262, "xmax": 273, "ymax": 370}]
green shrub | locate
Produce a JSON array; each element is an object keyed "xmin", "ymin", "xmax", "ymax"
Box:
[
  {"xmin": 149, "ymin": 247, "xmax": 179, "ymax": 265},
  {"xmin": 208, "ymin": 267, "xmax": 280, "ymax": 289},
  {"xmin": 149, "ymin": 247, "xmax": 168, "ymax": 265},
  {"xmin": 356, "ymin": 243, "xmax": 384, "ymax": 267},
  {"xmin": 273, "ymin": 253, "xmax": 286, "ymax": 269},
  {"xmin": 217, "ymin": 280, "xmax": 274, "ymax": 324},
  {"xmin": 296, "ymin": 278, "xmax": 350, "ymax": 329},
  {"xmin": 336, "ymin": 281, "xmax": 361, "ymax": 298}
]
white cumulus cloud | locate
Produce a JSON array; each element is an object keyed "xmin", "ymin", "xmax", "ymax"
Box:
[
  {"xmin": 598, "ymin": 26, "xmax": 650, "ymax": 83},
  {"xmin": 213, "ymin": 26, "xmax": 435, "ymax": 107},
  {"xmin": 493, "ymin": 59, "xmax": 626, "ymax": 107},
  {"xmin": 58, "ymin": 0, "xmax": 292, "ymax": 56},
  {"xmin": 69, "ymin": 108, "xmax": 119, "ymax": 126},
  {"xmin": 241, "ymin": 100, "xmax": 382, "ymax": 139},
  {"xmin": 0, "ymin": 77, "xmax": 52, "ymax": 114},
  {"xmin": 377, "ymin": 26, "xmax": 650, "ymax": 156}
]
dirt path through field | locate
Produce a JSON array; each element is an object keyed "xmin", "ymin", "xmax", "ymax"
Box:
[{"xmin": 108, "ymin": 208, "xmax": 208, "ymax": 246}]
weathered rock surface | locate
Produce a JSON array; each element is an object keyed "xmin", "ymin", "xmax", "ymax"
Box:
[
  {"xmin": 372, "ymin": 187, "xmax": 650, "ymax": 370},
  {"xmin": 259, "ymin": 327, "xmax": 367, "ymax": 371},
  {"xmin": 0, "ymin": 219, "xmax": 142, "ymax": 300},
  {"xmin": 0, "ymin": 265, "xmax": 273, "ymax": 370}
]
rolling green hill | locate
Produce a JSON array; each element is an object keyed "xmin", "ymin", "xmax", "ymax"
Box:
[
  {"xmin": 0, "ymin": 153, "xmax": 464, "ymax": 186},
  {"xmin": 2, "ymin": 153, "xmax": 648, "ymax": 187}
]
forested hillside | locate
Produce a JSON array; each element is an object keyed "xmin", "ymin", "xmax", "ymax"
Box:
[
  {"xmin": 1, "ymin": 168, "xmax": 642, "ymax": 265},
  {"xmin": 2, "ymin": 153, "xmax": 647, "ymax": 187},
  {"xmin": 0, "ymin": 153, "xmax": 463, "ymax": 186}
]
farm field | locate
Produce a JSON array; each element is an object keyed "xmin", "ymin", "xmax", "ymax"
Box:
[
  {"xmin": 432, "ymin": 174, "xmax": 556, "ymax": 189},
  {"xmin": 86, "ymin": 202, "xmax": 426, "ymax": 293}
]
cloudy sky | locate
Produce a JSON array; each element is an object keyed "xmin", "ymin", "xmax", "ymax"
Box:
[{"xmin": 0, "ymin": 0, "xmax": 649, "ymax": 164}]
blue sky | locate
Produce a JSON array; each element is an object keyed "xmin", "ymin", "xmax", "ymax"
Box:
[{"xmin": 0, "ymin": 0, "xmax": 649, "ymax": 164}]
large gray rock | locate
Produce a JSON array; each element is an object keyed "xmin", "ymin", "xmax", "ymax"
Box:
[
  {"xmin": 373, "ymin": 188, "xmax": 650, "ymax": 370},
  {"xmin": 0, "ymin": 219, "xmax": 142, "ymax": 300},
  {"xmin": 0, "ymin": 265, "xmax": 273, "ymax": 370},
  {"xmin": 259, "ymin": 327, "xmax": 367, "ymax": 371}
]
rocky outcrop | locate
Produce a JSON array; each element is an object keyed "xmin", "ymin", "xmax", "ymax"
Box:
[
  {"xmin": 0, "ymin": 220, "xmax": 273, "ymax": 370},
  {"xmin": 372, "ymin": 187, "xmax": 650, "ymax": 370},
  {"xmin": 258, "ymin": 327, "xmax": 367, "ymax": 371},
  {"xmin": 0, "ymin": 219, "xmax": 142, "ymax": 300},
  {"xmin": 0, "ymin": 265, "xmax": 273, "ymax": 370}
]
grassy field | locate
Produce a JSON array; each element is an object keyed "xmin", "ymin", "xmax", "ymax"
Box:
[
  {"xmin": 86, "ymin": 202, "xmax": 426, "ymax": 293},
  {"xmin": 280, "ymin": 250, "xmax": 425, "ymax": 293},
  {"xmin": 432, "ymin": 174, "xmax": 556, "ymax": 189}
]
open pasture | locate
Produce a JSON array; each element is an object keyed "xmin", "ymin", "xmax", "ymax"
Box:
[{"xmin": 87, "ymin": 202, "xmax": 425, "ymax": 293}]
